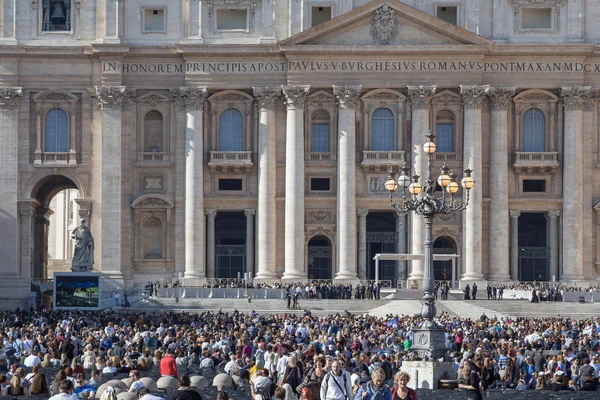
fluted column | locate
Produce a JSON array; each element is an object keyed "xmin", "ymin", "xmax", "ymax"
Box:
[
  {"xmin": 245, "ymin": 209, "xmax": 256, "ymax": 280},
  {"xmin": 460, "ymin": 85, "xmax": 489, "ymax": 281},
  {"xmin": 90, "ymin": 86, "xmax": 136, "ymax": 285},
  {"xmin": 282, "ymin": 86, "xmax": 310, "ymax": 280},
  {"xmin": 396, "ymin": 213, "xmax": 407, "ymax": 282},
  {"xmin": 171, "ymin": 88, "xmax": 208, "ymax": 283},
  {"xmin": 510, "ymin": 210, "xmax": 520, "ymax": 281},
  {"xmin": 546, "ymin": 210, "xmax": 560, "ymax": 282},
  {"xmin": 253, "ymin": 87, "xmax": 281, "ymax": 280},
  {"xmin": 357, "ymin": 209, "xmax": 369, "ymax": 280},
  {"xmin": 487, "ymin": 88, "xmax": 515, "ymax": 281},
  {"xmin": 407, "ymin": 85, "xmax": 436, "ymax": 283},
  {"xmin": 560, "ymin": 87, "xmax": 593, "ymax": 281},
  {"xmin": 333, "ymin": 85, "xmax": 362, "ymax": 280},
  {"xmin": 206, "ymin": 209, "xmax": 217, "ymax": 278}
]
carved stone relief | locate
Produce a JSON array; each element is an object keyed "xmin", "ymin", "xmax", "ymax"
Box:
[{"xmin": 370, "ymin": 5, "xmax": 398, "ymax": 45}]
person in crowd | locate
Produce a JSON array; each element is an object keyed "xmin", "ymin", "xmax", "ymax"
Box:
[
  {"xmin": 353, "ymin": 367, "xmax": 390, "ymax": 400},
  {"xmin": 160, "ymin": 349, "xmax": 179, "ymax": 379},
  {"xmin": 137, "ymin": 387, "xmax": 164, "ymax": 400},
  {"xmin": 29, "ymin": 371, "xmax": 50, "ymax": 397},
  {"xmin": 167, "ymin": 375, "xmax": 202, "ymax": 400},
  {"xmin": 321, "ymin": 360, "xmax": 352, "ymax": 400},
  {"xmin": 129, "ymin": 370, "xmax": 145, "ymax": 393},
  {"xmin": 73, "ymin": 374, "xmax": 95, "ymax": 399},
  {"xmin": 48, "ymin": 379, "xmax": 78, "ymax": 400}
]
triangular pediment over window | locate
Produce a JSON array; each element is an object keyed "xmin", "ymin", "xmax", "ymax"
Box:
[{"xmin": 280, "ymin": 0, "xmax": 492, "ymax": 47}]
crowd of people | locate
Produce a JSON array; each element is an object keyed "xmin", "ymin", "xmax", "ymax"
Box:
[{"xmin": 0, "ymin": 306, "xmax": 599, "ymax": 399}]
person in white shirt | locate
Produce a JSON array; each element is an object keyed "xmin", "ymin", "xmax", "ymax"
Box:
[
  {"xmin": 128, "ymin": 370, "xmax": 145, "ymax": 393},
  {"xmin": 136, "ymin": 387, "xmax": 164, "ymax": 400},
  {"xmin": 224, "ymin": 356, "xmax": 236, "ymax": 375},
  {"xmin": 24, "ymin": 352, "xmax": 41, "ymax": 368},
  {"xmin": 320, "ymin": 360, "xmax": 353, "ymax": 400},
  {"xmin": 48, "ymin": 379, "xmax": 78, "ymax": 400}
]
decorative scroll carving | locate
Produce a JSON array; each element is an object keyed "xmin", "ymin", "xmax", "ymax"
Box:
[
  {"xmin": 333, "ymin": 85, "xmax": 362, "ymax": 110},
  {"xmin": 90, "ymin": 86, "xmax": 136, "ymax": 111},
  {"xmin": 283, "ymin": 86, "xmax": 310, "ymax": 110},
  {"xmin": 509, "ymin": 210, "xmax": 521, "ymax": 218},
  {"xmin": 370, "ymin": 5, "xmax": 398, "ymax": 45},
  {"xmin": 357, "ymin": 209, "xmax": 369, "ymax": 218},
  {"xmin": 170, "ymin": 88, "xmax": 207, "ymax": 111},
  {"xmin": 307, "ymin": 91, "xmax": 336, "ymax": 107},
  {"xmin": 206, "ymin": 209, "xmax": 218, "ymax": 217},
  {"xmin": 137, "ymin": 198, "xmax": 170, "ymax": 208},
  {"xmin": 546, "ymin": 210, "xmax": 561, "ymax": 219},
  {"xmin": 0, "ymin": 88, "xmax": 23, "ymax": 111},
  {"xmin": 305, "ymin": 226, "xmax": 336, "ymax": 241},
  {"xmin": 307, "ymin": 210, "xmax": 334, "ymax": 223},
  {"xmin": 431, "ymin": 91, "xmax": 460, "ymax": 107},
  {"xmin": 253, "ymin": 87, "xmax": 282, "ymax": 110},
  {"xmin": 460, "ymin": 85, "xmax": 489, "ymax": 109},
  {"xmin": 408, "ymin": 85, "xmax": 436, "ymax": 110},
  {"xmin": 488, "ymin": 87, "xmax": 516, "ymax": 111},
  {"xmin": 244, "ymin": 209, "xmax": 256, "ymax": 217},
  {"xmin": 561, "ymin": 87, "xmax": 594, "ymax": 111}
]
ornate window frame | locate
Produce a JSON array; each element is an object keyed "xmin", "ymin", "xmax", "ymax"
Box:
[
  {"xmin": 208, "ymin": 90, "xmax": 254, "ymax": 152},
  {"xmin": 513, "ymin": 1, "xmax": 561, "ymax": 34},
  {"xmin": 207, "ymin": 1, "xmax": 256, "ymax": 34},
  {"xmin": 306, "ymin": 90, "xmax": 337, "ymax": 162},
  {"xmin": 431, "ymin": 90, "xmax": 463, "ymax": 164},
  {"xmin": 361, "ymin": 89, "xmax": 406, "ymax": 152},
  {"xmin": 131, "ymin": 195, "xmax": 174, "ymax": 272},
  {"xmin": 136, "ymin": 91, "xmax": 171, "ymax": 165},
  {"xmin": 513, "ymin": 89, "xmax": 558, "ymax": 152},
  {"xmin": 36, "ymin": 0, "xmax": 82, "ymax": 38}
]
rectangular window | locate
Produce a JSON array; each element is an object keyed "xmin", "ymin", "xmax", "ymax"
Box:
[
  {"xmin": 216, "ymin": 8, "xmax": 248, "ymax": 31},
  {"xmin": 311, "ymin": 124, "xmax": 330, "ymax": 152},
  {"xmin": 311, "ymin": 6, "xmax": 332, "ymax": 27},
  {"xmin": 42, "ymin": 0, "xmax": 72, "ymax": 32},
  {"xmin": 522, "ymin": 179, "xmax": 546, "ymax": 193},
  {"xmin": 219, "ymin": 179, "xmax": 243, "ymax": 191},
  {"xmin": 311, "ymin": 178, "xmax": 330, "ymax": 191},
  {"xmin": 143, "ymin": 9, "xmax": 166, "ymax": 33},
  {"xmin": 435, "ymin": 124, "xmax": 453, "ymax": 152},
  {"xmin": 436, "ymin": 6, "xmax": 457, "ymax": 26},
  {"xmin": 521, "ymin": 8, "xmax": 552, "ymax": 30}
]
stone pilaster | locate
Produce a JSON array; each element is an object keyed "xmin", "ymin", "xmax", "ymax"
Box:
[
  {"xmin": 396, "ymin": 213, "xmax": 408, "ymax": 283},
  {"xmin": 407, "ymin": 85, "xmax": 436, "ymax": 283},
  {"xmin": 333, "ymin": 85, "xmax": 362, "ymax": 280},
  {"xmin": 560, "ymin": 87, "xmax": 593, "ymax": 281},
  {"xmin": 546, "ymin": 210, "xmax": 560, "ymax": 282},
  {"xmin": 357, "ymin": 209, "xmax": 369, "ymax": 280},
  {"xmin": 282, "ymin": 86, "xmax": 310, "ymax": 280},
  {"xmin": 260, "ymin": 0, "xmax": 276, "ymax": 43},
  {"xmin": 171, "ymin": 87, "xmax": 208, "ymax": 283},
  {"xmin": 460, "ymin": 85, "xmax": 489, "ymax": 281},
  {"xmin": 509, "ymin": 210, "xmax": 520, "ymax": 281},
  {"xmin": 17, "ymin": 200, "xmax": 39, "ymax": 281},
  {"xmin": 487, "ymin": 88, "xmax": 515, "ymax": 281},
  {"xmin": 253, "ymin": 87, "xmax": 281, "ymax": 280},
  {"xmin": 245, "ymin": 209, "xmax": 256, "ymax": 280},
  {"xmin": 206, "ymin": 209, "xmax": 217, "ymax": 279}
]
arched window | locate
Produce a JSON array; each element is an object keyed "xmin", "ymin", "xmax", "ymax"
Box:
[
  {"xmin": 45, "ymin": 108, "xmax": 69, "ymax": 152},
  {"xmin": 522, "ymin": 108, "xmax": 545, "ymax": 152},
  {"xmin": 219, "ymin": 108, "xmax": 244, "ymax": 151},
  {"xmin": 311, "ymin": 110, "xmax": 330, "ymax": 152},
  {"xmin": 435, "ymin": 110, "xmax": 454, "ymax": 152},
  {"xmin": 371, "ymin": 108, "xmax": 394, "ymax": 151},
  {"xmin": 144, "ymin": 111, "xmax": 164, "ymax": 152}
]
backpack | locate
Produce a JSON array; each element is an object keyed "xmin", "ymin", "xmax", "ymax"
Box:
[{"xmin": 323, "ymin": 372, "xmax": 349, "ymax": 400}]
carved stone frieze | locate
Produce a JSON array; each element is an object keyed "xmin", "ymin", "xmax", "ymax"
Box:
[
  {"xmin": 253, "ymin": 87, "xmax": 282, "ymax": 110},
  {"xmin": 282, "ymin": 86, "xmax": 310, "ymax": 110},
  {"xmin": 488, "ymin": 87, "xmax": 516, "ymax": 111},
  {"xmin": 306, "ymin": 209, "xmax": 335, "ymax": 223},
  {"xmin": 561, "ymin": 87, "xmax": 594, "ymax": 111},
  {"xmin": 460, "ymin": 85, "xmax": 489, "ymax": 109},
  {"xmin": 431, "ymin": 92, "xmax": 460, "ymax": 107},
  {"xmin": 0, "ymin": 88, "xmax": 23, "ymax": 111},
  {"xmin": 408, "ymin": 85, "xmax": 436, "ymax": 109},
  {"xmin": 307, "ymin": 91, "xmax": 336, "ymax": 107},
  {"xmin": 170, "ymin": 87, "xmax": 207, "ymax": 111},
  {"xmin": 90, "ymin": 86, "xmax": 136, "ymax": 111},
  {"xmin": 136, "ymin": 198, "xmax": 171, "ymax": 208},
  {"xmin": 333, "ymin": 85, "xmax": 362, "ymax": 110},
  {"xmin": 305, "ymin": 225, "xmax": 336, "ymax": 241},
  {"xmin": 370, "ymin": 5, "xmax": 398, "ymax": 45}
]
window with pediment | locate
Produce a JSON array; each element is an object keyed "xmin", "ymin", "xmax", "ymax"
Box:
[
  {"xmin": 431, "ymin": 91, "xmax": 462, "ymax": 165},
  {"xmin": 132, "ymin": 196, "xmax": 174, "ymax": 273},
  {"xmin": 45, "ymin": 108, "xmax": 69, "ymax": 152},
  {"xmin": 311, "ymin": 110, "xmax": 330, "ymax": 153},
  {"xmin": 143, "ymin": 111, "xmax": 165, "ymax": 152},
  {"xmin": 521, "ymin": 108, "xmax": 545, "ymax": 152},
  {"xmin": 219, "ymin": 108, "xmax": 244, "ymax": 151},
  {"xmin": 371, "ymin": 108, "xmax": 395, "ymax": 151},
  {"xmin": 136, "ymin": 92, "xmax": 171, "ymax": 164},
  {"xmin": 306, "ymin": 91, "xmax": 337, "ymax": 162}
]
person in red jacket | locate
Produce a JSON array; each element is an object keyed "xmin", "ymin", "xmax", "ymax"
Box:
[{"xmin": 160, "ymin": 350, "xmax": 179, "ymax": 379}]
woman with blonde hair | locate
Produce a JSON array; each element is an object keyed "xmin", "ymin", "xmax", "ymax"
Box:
[
  {"xmin": 41, "ymin": 354, "xmax": 52, "ymax": 368},
  {"xmin": 7, "ymin": 375, "xmax": 28, "ymax": 396},
  {"xmin": 390, "ymin": 371, "xmax": 417, "ymax": 400},
  {"xmin": 353, "ymin": 367, "xmax": 391, "ymax": 400}
]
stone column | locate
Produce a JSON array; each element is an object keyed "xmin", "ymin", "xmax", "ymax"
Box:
[
  {"xmin": 546, "ymin": 210, "xmax": 560, "ymax": 283},
  {"xmin": 17, "ymin": 200, "xmax": 39, "ymax": 281},
  {"xmin": 282, "ymin": 86, "xmax": 310, "ymax": 280},
  {"xmin": 333, "ymin": 85, "xmax": 362, "ymax": 280},
  {"xmin": 171, "ymin": 88, "xmax": 208, "ymax": 284},
  {"xmin": 407, "ymin": 85, "xmax": 436, "ymax": 283},
  {"xmin": 357, "ymin": 209, "xmax": 369, "ymax": 280},
  {"xmin": 510, "ymin": 210, "xmax": 520, "ymax": 281},
  {"xmin": 487, "ymin": 88, "xmax": 515, "ymax": 281},
  {"xmin": 89, "ymin": 86, "xmax": 135, "ymax": 286},
  {"xmin": 396, "ymin": 213, "xmax": 407, "ymax": 283},
  {"xmin": 560, "ymin": 87, "xmax": 593, "ymax": 281},
  {"xmin": 460, "ymin": 85, "xmax": 489, "ymax": 281},
  {"xmin": 245, "ymin": 209, "xmax": 256, "ymax": 281},
  {"xmin": 206, "ymin": 209, "xmax": 217, "ymax": 279},
  {"xmin": 253, "ymin": 87, "xmax": 281, "ymax": 280}
]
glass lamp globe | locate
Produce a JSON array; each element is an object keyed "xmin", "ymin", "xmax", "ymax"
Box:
[
  {"xmin": 423, "ymin": 140, "xmax": 436, "ymax": 154},
  {"xmin": 461, "ymin": 168, "xmax": 475, "ymax": 190},
  {"xmin": 446, "ymin": 181, "xmax": 459, "ymax": 194},
  {"xmin": 397, "ymin": 174, "xmax": 411, "ymax": 189},
  {"xmin": 408, "ymin": 175, "xmax": 422, "ymax": 195},
  {"xmin": 385, "ymin": 176, "xmax": 398, "ymax": 192}
]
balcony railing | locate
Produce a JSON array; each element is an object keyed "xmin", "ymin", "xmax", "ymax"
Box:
[
  {"xmin": 137, "ymin": 152, "xmax": 170, "ymax": 162},
  {"xmin": 361, "ymin": 151, "xmax": 406, "ymax": 173},
  {"xmin": 512, "ymin": 152, "xmax": 559, "ymax": 174},
  {"xmin": 433, "ymin": 152, "xmax": 462, "ymax": 162},
  {"xmin": 34, "ymin": 152, "xmax": 77, "ymax": 166},
  {"xmin": 209, "ymin": 151, "xmax": 253, "ymax": 173},
  {"xmin": 305, "ymin": 152, "xmax": 336, "ymax": 161},
  {"xmin": 44, "ymin": 152, "xmax": 71, "ymax": 163}
]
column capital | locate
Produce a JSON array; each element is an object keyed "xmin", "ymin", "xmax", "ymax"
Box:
[
  {"xmin": 282, "ymin": 85, "xmax": 310, "ymax": 110},
  {"xmin": 488, "ymin": 87, "xmax": 516, "ymax": 111},
  {"xmin": 206, "ymin": 209, "xmax": 217, "ymax": 217},
  {"xmin": 407, "ymin": 85, "xmax": 436, "ymax": 109},
  {"xmin": 357, "ymin": 209, "xmax": 369, "ymax": 217},
  {"xmin": 509, "ymin": 210, "xmax": 521, "ymax": 218},
  {"xmin": 460, "ymin": 85, "xmax": 490, "ymax": 109},
  {"xmin": 253, "ymin": 87, "xmax": 282, "ymax": 110},
  {"xmin": 170, "ymin": 87, "xmax": 207, "ymax": 111},
  {"xmin": 560, "ymin": 86, "xmax": 595, "ymax": 111},
  {"xmin": 244, "ymin": 208, "xmax": 256, "ymax": 217},
  {"xmin": 17, "ymin": 199, "xmax": 40, "ymax": 217},
  {"xmin": 0, "ymin": 87, "xmax": 23, "ymax": 111},
  {"xmin": 546, "ymin": 210, "xmax": 561, "ymax": 219},
  {"xmin": 89, "ymin": 86, "xmax": 136, "ymax": 111},
  {"xmin": 333, "ymin": 85, "xmax": 362, "ymax": 110}
]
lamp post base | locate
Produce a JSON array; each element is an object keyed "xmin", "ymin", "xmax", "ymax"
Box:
[{"xmin": 409, "ymin": 322, "xmax": 448, "ymax": 361}]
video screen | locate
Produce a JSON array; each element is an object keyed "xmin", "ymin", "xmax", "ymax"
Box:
[{"xmin": 54, "ymin": 273, "xmax": 101, "ymax": 309}]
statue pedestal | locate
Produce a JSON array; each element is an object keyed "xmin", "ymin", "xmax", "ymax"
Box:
[{"xmin": 401, "ymin": 361, "xmax": 456, "ymax": 389}]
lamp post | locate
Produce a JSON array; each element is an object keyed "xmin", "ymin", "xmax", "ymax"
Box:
[{"xmin": 385, "ymin": 132, "xmax": 474, "ymax": 360}]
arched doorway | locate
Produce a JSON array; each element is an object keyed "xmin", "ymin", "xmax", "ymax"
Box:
[
  {"xmin": 308, "ymin": 236, "xmax": 332, "ymax": 280},
  {"xmin": 433, "ymin": 236, "xmax": 457, "ymax": 281}
]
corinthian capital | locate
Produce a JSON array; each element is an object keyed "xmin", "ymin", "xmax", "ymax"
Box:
[
  {"xmin": 89, "ymin": 86, "xmax": 136, "ymax": 111},
  {"xmin": 282, "ymin": 86, "xmax": 310, "ymax": 110},
  {"xmin": 461, "ymin": 85, "xmax": 489, "ymax": 109},
  {"xmin": 407, "ymin": 85, "xmax": 436, "ymax": 110},
  {"xmin": 333, "ymin": 85, "xmax": 362, "ymax": 110},
  {"xmin": 0, "ymin": 87, "xmax": 23, "ymax": 111},
  {"xmin": 170, "ymin": 87, "xmax": 207, "ymax": 111},
  {"xmin": 488, "ymin": 87, "xmax": 516, "ymax": 111},
  {"xmin": 561, "ymin": 87, "xmax": 594, "ymax": 111},
  {"xmin": 253, "ymin": 87, "xmax": 282, "ymax": 110}
]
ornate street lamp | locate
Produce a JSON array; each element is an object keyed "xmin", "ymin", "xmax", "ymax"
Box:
[{"xmin": 385, "ymin": 132, "xmax": 474, "ymax": 360}]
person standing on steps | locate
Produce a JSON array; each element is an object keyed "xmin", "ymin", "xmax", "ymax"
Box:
[
  {"xmin": 472, "ymin": 283, "xmax": 478, "ymax": 300},
  {"xmin": 464, "ymin": 284, "xmax": 471, "ymax": 300}
]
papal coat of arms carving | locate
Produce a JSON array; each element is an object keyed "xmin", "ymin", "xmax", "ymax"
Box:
[{"xmin": 370, "ymin": 5, "xmax": 398, "ymax": 45}]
